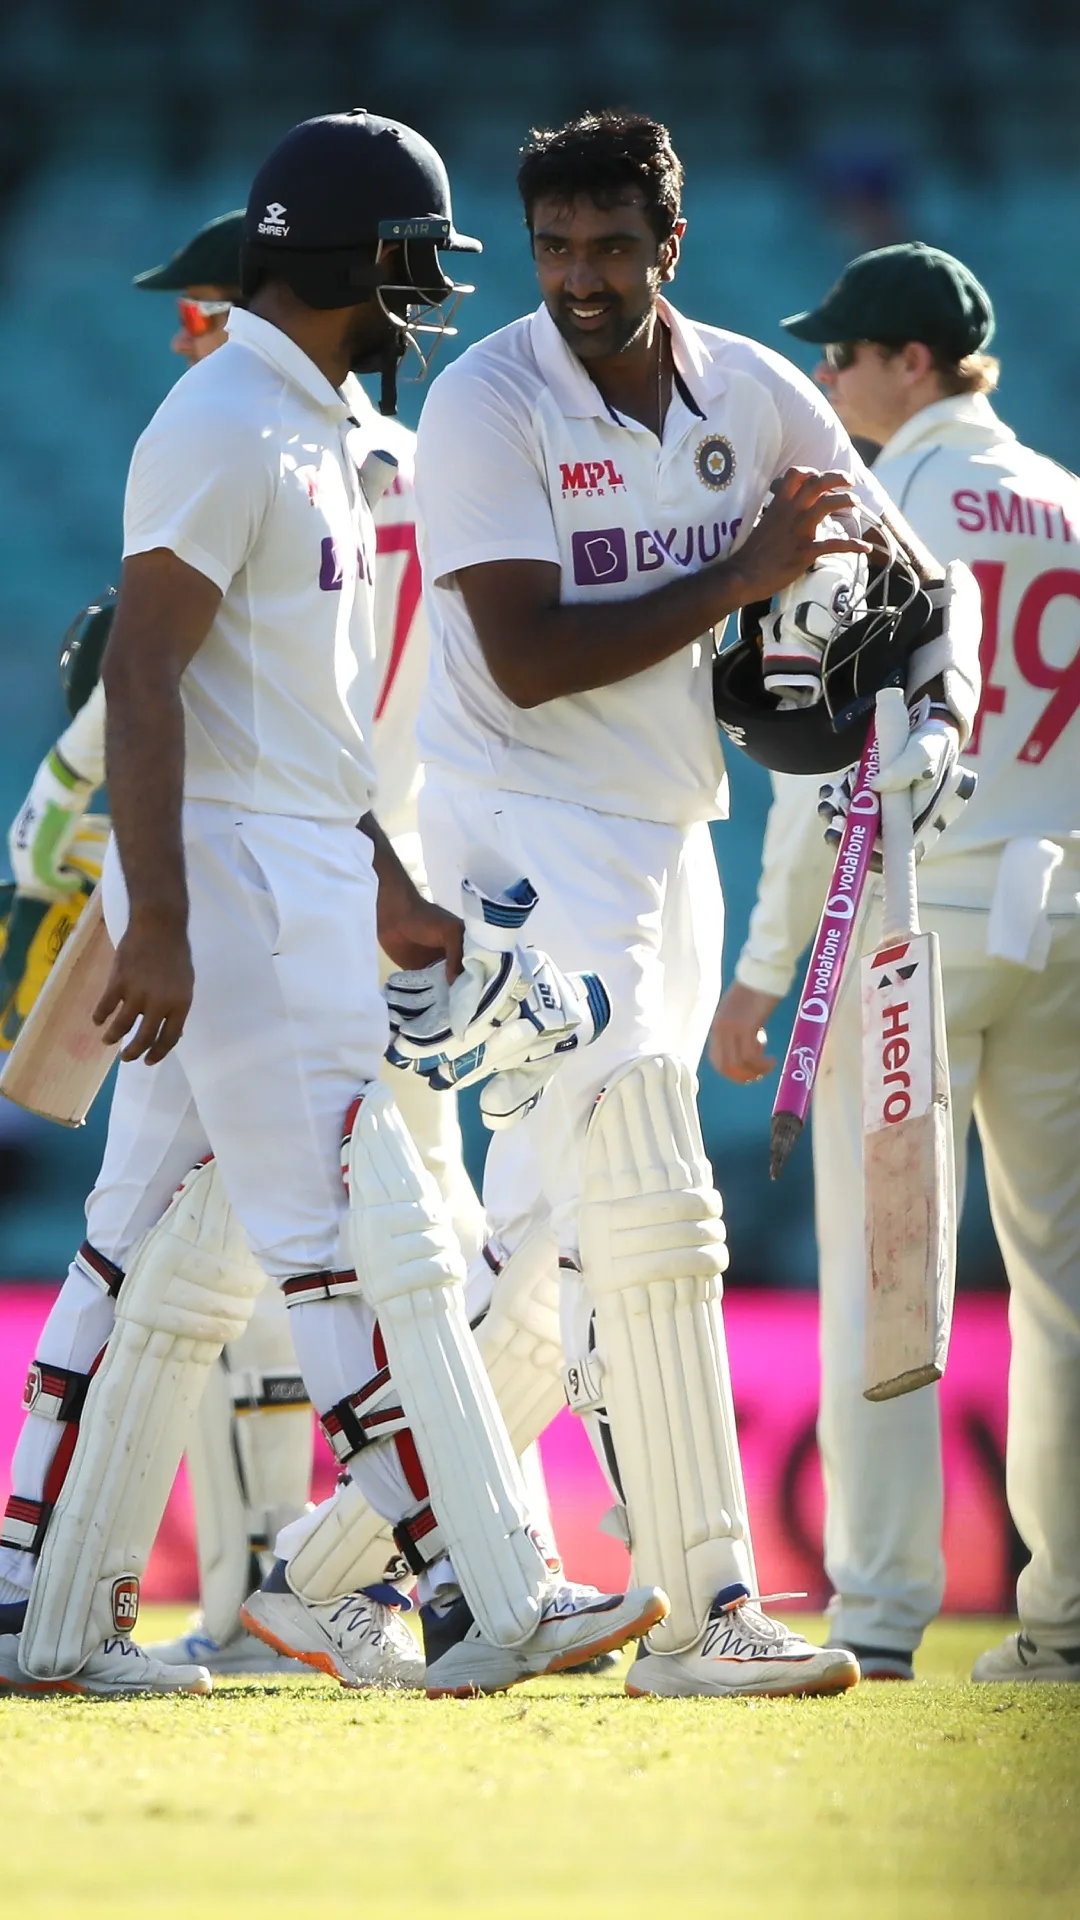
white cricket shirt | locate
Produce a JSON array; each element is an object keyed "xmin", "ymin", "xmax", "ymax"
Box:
[
  {"xmin": 123, "ymin": 309, "xmax": 378, "ymax": 823},
  {"xmin": 415, "ymin": 297, "xmax": 887, "ymax": 826},
  {"xmin": 735, "ymin": 392, "xmax": 1080, "ymax": 999}
]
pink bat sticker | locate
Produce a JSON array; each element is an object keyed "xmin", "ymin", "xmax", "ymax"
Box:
[{"xmin": 772, "ymin": 725, "xmax": 882, "ymax": 1149}]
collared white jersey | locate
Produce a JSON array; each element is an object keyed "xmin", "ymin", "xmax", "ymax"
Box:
[
  {"xmin": 874, "ymin": 392, "xmax": 1080, "ymax": 896},
  {"xmin": 124, "ymin": 309, "xmax": 378, "ymax": 823},
  {"xmin": 415, "ymin": 298, "xmax": 888, "ymax": 827},
  {"xmin": 735, "ymin": 392, "xmax": 1080, "ymax": 1000}
]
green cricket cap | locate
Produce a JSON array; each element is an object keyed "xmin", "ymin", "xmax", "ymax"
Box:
[
  {"xmin": 133, "ymin": 209, "xmax": 244, "ymax": 292},
  {"xmin": 782, "ymin": 241, "xmax": 994, "ymax": 357}
]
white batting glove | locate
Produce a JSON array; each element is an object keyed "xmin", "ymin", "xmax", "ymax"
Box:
[
  {"xmin": 384, "ymin": 876, "xmax": 612, "ymax": 1127},
  {"xmin": 8, "ymin": 749, "xmax": 96, "ymax": 901},
  {"xmin": 818, "ymin": 696, "xmax": 977, "ymax": 868}
]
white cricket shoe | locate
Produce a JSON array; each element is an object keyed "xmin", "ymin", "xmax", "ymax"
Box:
[
  {"xmin": 146, "ymin": 1617, "xmax": 309, "ymax": 1677},
  {"xmin": 240, "ymin": 1567, "xmax": 424, "ymax": 1689},
  {"xmin": 0, "ymin": 1631, "xmax": 211, "ymax": 1697},
  {"xmin": 972, "ymin": 1632, "xmax": 1080, "ymax": 1683},
  {"xmin": 625, "ymin": 1584, "xmax": 860, "ymax": 1699},
  {"xmin": 423, "ymin": 1581, "xmax": 669, "ymax": 1698}
]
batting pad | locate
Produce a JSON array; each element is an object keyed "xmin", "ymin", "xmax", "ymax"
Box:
[
  {"xmin": 287, "ymin": 1226, "xmax": 565, "ymax": 1606},
  {"xmin": 188, "ymin": 1286, "xmax": 312, "ymax": 1643},
  {"xmin": 341, "ymin": 1086, "xmax": 548, "ymax": 1646},
  {"xmin": 579, "ymin": 1055, "xmax": 755, "ymax": 1654},
  {"xmin": 22, "ymin": 1161, "xmax": 264, "ymax": 1678}
]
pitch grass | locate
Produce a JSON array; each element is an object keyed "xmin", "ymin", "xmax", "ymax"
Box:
[{"xmin": 1, "ymin": 1611, "xmax": 1077, "ymax": 1919}]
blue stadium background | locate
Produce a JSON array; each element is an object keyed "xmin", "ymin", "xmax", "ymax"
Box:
[{"xmin": 4, "ymin": 0, "xmax": 1077, "ymax": 1283}]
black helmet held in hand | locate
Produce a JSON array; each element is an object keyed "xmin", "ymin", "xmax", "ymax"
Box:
[
  {"xmin": 241, "ymin": 109, "xmax": 480, "ymax": 413},
  {"xmin": 712, "ymin": 532, "xmax": 933, "ymax": 775}
]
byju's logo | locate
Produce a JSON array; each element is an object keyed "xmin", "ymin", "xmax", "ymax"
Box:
[
  {"xmin": 571, "ymin": 528, "xmax": 628, "ymax": 586},
  {"xmin": 257, "ymin": 201, "xmax": 289, "ymax": 237}
]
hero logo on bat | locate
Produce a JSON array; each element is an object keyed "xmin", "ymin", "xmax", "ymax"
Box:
[{"xmin": 695, "ymin": 435, "xmax": 736, "ymax": 491}]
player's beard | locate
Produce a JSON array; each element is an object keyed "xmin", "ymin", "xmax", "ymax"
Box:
[
  {"xmin": 550, "ymin": 271, "xmax": 662, "ymax": 364},
  {"xmin": 345, "ymin": 301, "xmax": 401, "ymax": 377}
]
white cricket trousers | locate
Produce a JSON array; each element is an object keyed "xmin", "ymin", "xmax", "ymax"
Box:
[
  {"xmin": 419, "ymin": 773, "xmax": 725, "ymax": 1262},
  {"xmin": 0, "ymin": 805, "xmax": 427, "ymax": 1595},
  {"xmin": 815, "ymin": 898, "xmax": 1080, "ymax": 1651}
]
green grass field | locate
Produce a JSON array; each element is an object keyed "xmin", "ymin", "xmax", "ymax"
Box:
[{"xmin": 1, "ymin": 1608, "xmax": 1077, "ymax": 1919}]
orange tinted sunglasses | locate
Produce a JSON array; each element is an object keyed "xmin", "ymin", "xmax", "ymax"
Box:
[{"xmin": 177, "ymin": 297, "xmax": 231, "ymax": 337}]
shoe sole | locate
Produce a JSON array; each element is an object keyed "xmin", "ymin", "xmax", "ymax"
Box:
[
  {"xmin": 426, "ymin": 1593, "xmax": 669, "ymax": 1700},
  {"xmin": 239, "ymin": 1602, "xmax": 358, "ymax": 1688},
  {"xmin": 238, "ymin": 1603, "xmax": 422, "ymax": 1691},
  {"xmin": 625, "ymin": 1659, "xmax": 860, "ymax": 1701},
  {"xmin": 0, "ymin": 1672, "xmax": 212, "ymax": 1697}
]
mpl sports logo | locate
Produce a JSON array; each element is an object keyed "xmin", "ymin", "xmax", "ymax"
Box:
[
  {"xmin": 560, "ymin": 460, "xmax": 625, "ymax": 499},
  {"xmin": 257, "ymin": 201, "xmax": 289, "ymax": 238}
]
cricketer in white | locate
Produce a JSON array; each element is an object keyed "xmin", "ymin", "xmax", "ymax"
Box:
[
  {"xmin": 0, "ymin": 110, "xmax": 664, "ymax": 1697},
  {"xmin": 412, "ymin": 113, "xmax": 981, "ymax": 1698},
  {"xmin": 713, "ymin": 243, "xmax": 1080, "ymax": 1683}
]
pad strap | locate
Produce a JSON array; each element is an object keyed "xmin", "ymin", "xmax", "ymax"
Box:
[
  {"xmin": 1, "ymin": 1495, "xmax": 50, "ymax": 1557},
  {"xmin": 73, "ymin": 1241, "xmax": 124, "ymax": 1298},
  {"xmin": 229, "ymin": 1372, "xmax": 310, "ymax": 1415},
  {"xmin": 22, "ymin": 1360, "xmax": 90, "ymax": 1425},
  {"xmin": 281, "ymin": 1267, "xmax": 358, "ymax": 1307},
  {"xmin": 319, "ymin": 1362, "xmax": 411, "ymax": 1465},
  {"xmin": 392, "ymin": 1503, "xmax": 447, "ymax": 1577}
]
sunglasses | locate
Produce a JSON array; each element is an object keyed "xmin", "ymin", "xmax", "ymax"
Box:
[
  {"xmin": 177, "ymin": 297, "xmax": 232, "ymax": 337},
  {"xmin": 823, "ymin": 340, "xmax": 860, "ymax": 372}
]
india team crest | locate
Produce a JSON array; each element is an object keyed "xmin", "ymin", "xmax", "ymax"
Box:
[{"xmin": 695, "ymin": 434, "xmax": 736, "ymax": 491}]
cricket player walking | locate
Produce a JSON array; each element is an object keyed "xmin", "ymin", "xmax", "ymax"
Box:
[
  {"xmin": 407, "ymin": 116, "xmax": 982, "ymax": 1698},
  {"xmin": 3, "ymin": 205, "xmax": 484, "ymax": 1679},
  {"xmin": 0, "ymin": 110, "xmax": 663, "ymax": 1697},
  {"xmin": 712, "ymin": 242, "xmax": 1080, "ymax": 1682}
]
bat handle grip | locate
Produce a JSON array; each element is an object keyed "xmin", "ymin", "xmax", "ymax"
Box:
[{"xmin": 875, "ymin": 687, "xmax": 920, "ymax": 940}]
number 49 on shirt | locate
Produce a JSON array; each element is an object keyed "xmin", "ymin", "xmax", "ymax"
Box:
[{"xmin": 969, "ymin": 562, "xmax": 1080, "ymax": 761}]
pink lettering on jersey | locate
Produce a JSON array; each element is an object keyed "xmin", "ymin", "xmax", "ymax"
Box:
[
  {"xmin": 988, "ymin": 490, "xmax": 1026, "ymax": 537},
  {"xmin": 953, "ymin": 488, "xmax": 986, "ymax": 533}
]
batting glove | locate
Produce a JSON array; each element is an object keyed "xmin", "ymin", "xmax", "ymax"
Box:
[
  {"xmin": 8, "ymin": 749, "xmax": 96, "ymax": 901},
  {"xmin": 818, "ymin": 695, "xmax": 977, "ymax": 868}
]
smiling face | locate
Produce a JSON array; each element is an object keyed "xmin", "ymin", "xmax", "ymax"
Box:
[{"xmin": 531, "ymin": 189, "xmax": 683, "ymax": 364}]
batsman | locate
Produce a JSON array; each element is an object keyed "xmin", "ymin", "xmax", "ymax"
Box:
[{"xmin": 402, "ymin": 114, "xmax": 982, "ymax": 1698}]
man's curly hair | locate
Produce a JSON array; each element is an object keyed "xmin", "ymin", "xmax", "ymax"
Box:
[{"xmin": 517, "ymin": 110, "xmax": 684, "ymax": 246}]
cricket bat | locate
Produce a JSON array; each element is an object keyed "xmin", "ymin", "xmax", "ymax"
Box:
[
  {"xmin": 861, "ymin": 687, "xmax": 956, "ymax": 1401},
  {"xmin": 0, "ymin": 886, "xmax": 120, "ymax": 1126}
]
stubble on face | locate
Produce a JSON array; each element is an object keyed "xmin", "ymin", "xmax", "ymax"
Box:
[{"xmin": 531, "ymin": 190, "xmax": 664, "ymax": 365}]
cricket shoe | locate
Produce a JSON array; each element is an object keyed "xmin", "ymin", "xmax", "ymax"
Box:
[
  {"xmin": 422, "ymin": 1581, "xmax": 669, "ymax": 1698},
  {"xmin": 972, "ymin": 1632, "xmax": 1080, "ymax": 1684},
  {"xmin": 239, "ymin": 1561, "xmax": 424, "ymax": 1689},
  {"xmin": 625, "ymin": 1585, "xmax": 861, "ymax": 1698},
  {"xmin": 146, "ymin": 1615, "xmax": 309, "ymax": 1677},
  {"xmin": 0, "ymin": 1631, "xmax": 211, "ymax": 1696},
  {"xmin": 831, "ymin": 1641, "xmax": 914, "ymax": 1682}
]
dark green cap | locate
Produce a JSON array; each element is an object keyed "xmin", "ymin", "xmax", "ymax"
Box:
[
  {"xmin": 782, "ymin": 241, "xmax": 994, "ymax": 357},
  {"xmin": 133, "ymin": 209, "xmax": 244, "ymax": 292}
]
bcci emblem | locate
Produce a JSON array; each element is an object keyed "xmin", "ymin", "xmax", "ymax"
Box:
[{"xmin": 695, "ymin": 434, "xmax": 736, "ymax": 491}]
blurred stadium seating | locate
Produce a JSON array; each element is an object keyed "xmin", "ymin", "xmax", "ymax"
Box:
[{"xmin": 2, "ymin": 1, "xmax": 1074, "ymax": 1276}]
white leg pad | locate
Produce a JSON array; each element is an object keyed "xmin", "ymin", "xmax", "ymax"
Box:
[
  {"xmin": 22, "ymin": 1160, "xmax": 265, "ymax": 1677},
  {"xmin": 339, "ymin": 1086, "xmax": 547, "ymax": 1645},
  {"xmin": 579, "ymin": 1055, "xmax": 755, "ymax": 1654},
  {"xmin": 189, "ymin": 1284, "xmax": 312, "ymax": 1643},
  {"xmin": 285, "ymin": 1227, "xmax": 565, "ymax": 1605}
]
